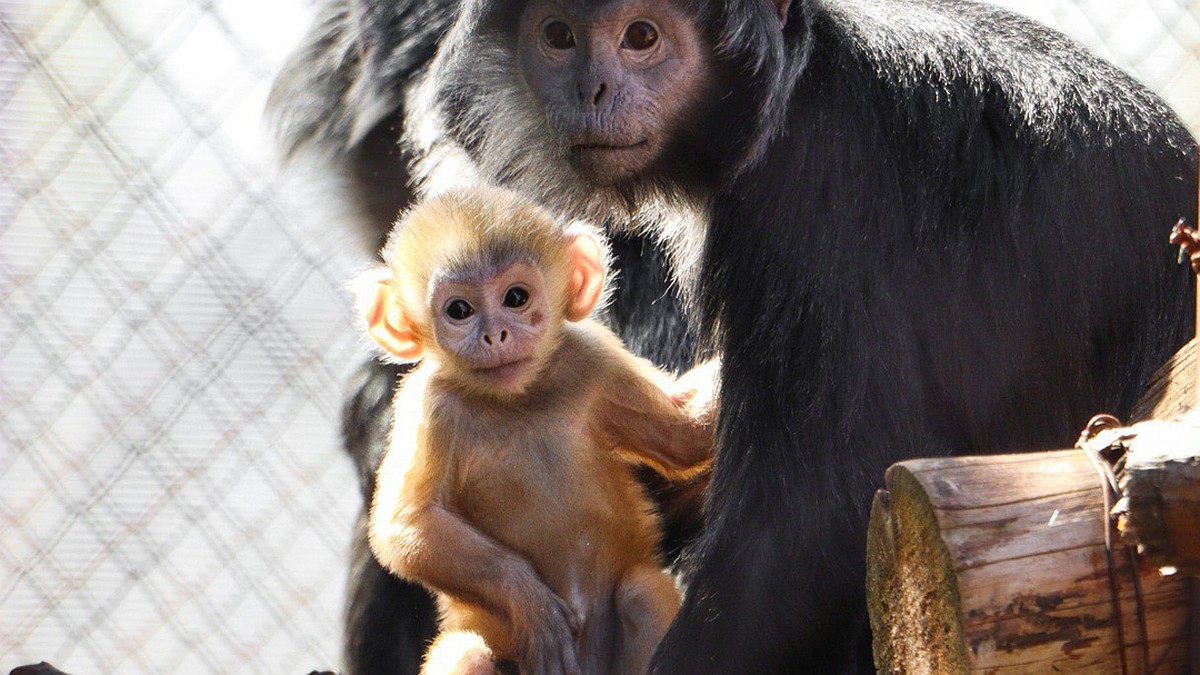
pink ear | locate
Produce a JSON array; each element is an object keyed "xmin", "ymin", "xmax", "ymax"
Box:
[
  {"xmin": 361, "ymin": 279, "xmax": 425, "ymax": 361},
  {"xmin": 564, "ymin": 234, "xmax": 605, "ymax": 322}
]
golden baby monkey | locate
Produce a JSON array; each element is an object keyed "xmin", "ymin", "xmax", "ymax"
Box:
[{"xmin": 358, "ymin": 186, "xmax": 715, "ymax": 675}]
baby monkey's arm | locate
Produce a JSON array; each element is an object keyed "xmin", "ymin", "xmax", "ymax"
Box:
[
  {"xmin": 369, "ymin": 441, "xmax": 580, "ymax": 673},
  {"xmin": 594, "ymin": 350, "xmax": 718, "ymax": 477}
]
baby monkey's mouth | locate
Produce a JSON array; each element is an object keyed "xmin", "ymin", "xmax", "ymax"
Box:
[{"xmin": 474, "ymin": 357, "xmax": 534, "ymax": 382}]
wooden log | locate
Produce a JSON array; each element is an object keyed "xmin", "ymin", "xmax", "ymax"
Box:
[
  {"xmin": 1129, "ymin": 336, "xmax": 1200, "ymax": 675},
  {"xmin": 1132, "ymin": 338, "xmax": 1197, "ymax": 423},
  {"xmin": 1114, "ymin": 421, "xmax": 1200, "ymax": 576},
  {"xmin": 867, "ymin": 450, "xmax": 1192, "ymax": 674},
  {"xmin": 1127, "ymin": 334, "xmax": 1200, "ymax": 573}
]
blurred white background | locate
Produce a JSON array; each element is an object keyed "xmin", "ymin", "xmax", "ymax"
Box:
[{"xmin": 1, "ymin": 0, "xmax": 1197, "ymax": 673}]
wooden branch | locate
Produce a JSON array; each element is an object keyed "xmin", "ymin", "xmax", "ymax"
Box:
[
  {"xmin": 867, "ymin": 450, "xmax": 1192, "ymax": 674},
  {"xmin": 1115, "ymin": 421, "xmax": 1200, "ymax": 575},
  {"xmin": 1132, "ymin": 338, "xmax": 1197, "ymax": 423}
]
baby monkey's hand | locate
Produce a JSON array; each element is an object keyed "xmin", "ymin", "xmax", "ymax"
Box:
[{"xmin": 671, "ymin": 358, "xmax": 721, "ymax": 425}]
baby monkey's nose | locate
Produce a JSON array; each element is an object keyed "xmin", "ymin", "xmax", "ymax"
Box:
[{"xmin": 482, "ymin": 329, "xmax": 509, "ymax": 346}]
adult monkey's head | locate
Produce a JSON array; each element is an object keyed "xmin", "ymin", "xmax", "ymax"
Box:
[
  {"xmin": 409, "ymin": 0, "xmax": 805, "ymax": 245},
  {"xmin": 515, "ymin": 1, "xmax": 714, "ymax": 184}
]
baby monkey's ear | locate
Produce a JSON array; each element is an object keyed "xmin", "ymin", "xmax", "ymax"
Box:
[
  {"xmin": 356, "ymin": 267, "xmax": 425, "ymax": 362},
  {"xmin": 564, "ymin": 233, "xmax": 605, "ymax": 322}
]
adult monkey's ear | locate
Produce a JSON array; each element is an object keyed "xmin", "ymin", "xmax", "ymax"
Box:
[
  {"xmin": 769, "ymin": 0, "xmax": 794, "ymax": 25},
  {"xmin": 564, "ymin": 234, "xmax": 606, "ymax": 322},
  {"xmin": 356, "ymin": 268, "xmax": 425, "ymax": 362}
]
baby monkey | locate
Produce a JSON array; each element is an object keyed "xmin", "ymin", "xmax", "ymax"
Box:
[{"xmin": 359, "ymin": 187, "xmax": 716, "ymax": 675}]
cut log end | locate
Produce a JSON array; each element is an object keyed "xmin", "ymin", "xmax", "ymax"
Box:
[{"xmin": 867, "ymin": 467, "xmax": 968, "ymax": 675}]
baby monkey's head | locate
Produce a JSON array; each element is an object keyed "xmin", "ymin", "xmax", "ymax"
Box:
[{"xmin": 358, "ymin": 186, "xmax": 610, "ymax": 396}]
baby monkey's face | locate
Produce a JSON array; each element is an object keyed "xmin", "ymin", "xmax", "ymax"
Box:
[{"xmin": 430, "ymin": 260, "xmax": 555, "ymax": 393}]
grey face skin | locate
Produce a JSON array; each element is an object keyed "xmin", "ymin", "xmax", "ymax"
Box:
[
  {"xmin": 517, "ymin": 0, "xmax": 712, "ymax": 184},
  {"xmin": 430, "ymin": 260, "xmax": 553, "ymax": 392}
]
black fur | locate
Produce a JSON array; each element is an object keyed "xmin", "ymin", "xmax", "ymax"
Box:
[
  {"xmin": 663, "ymin": 1, "xmax": 1197, "ymax": 671},
  {"xmin": 338, "ymin": 361, "xmax": 435, "ymax": 675},
  {"xmin": 267, "ymin": 0, "xmax": 449, "ymax": 254},
  {"xmin": 10, "ymin": 664, "xmax": 71, "ymax": 675},
  {"xmin": 272, "ymin": 0, "xmax": 1198, "ymax": 672}
]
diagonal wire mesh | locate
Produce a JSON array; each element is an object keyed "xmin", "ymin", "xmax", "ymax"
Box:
[
  {"xmin": 0, "ymin": 1, "xmax": 1196, "ymax": 674},
  {"xmin": 2, "ymin": 0, "xmax": 363, "ymax": 672}
]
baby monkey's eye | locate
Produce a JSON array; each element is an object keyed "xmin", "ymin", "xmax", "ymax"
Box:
[
  {"xmin": 445, "ymin": 299, "xmax": 475, "ymax": 321},
  {"xmin": 503, "ymin": 286, "xmax": 530, "ymax": 308}
]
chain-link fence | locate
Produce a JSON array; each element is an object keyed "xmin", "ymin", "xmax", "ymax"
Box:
[
  {"xmin": 1, "ymin": 1, "xmax": 361, "ymax": 672},
  {"xmin": 1, "ymin": 1, "xmax": 1197, "ymax": 674}
]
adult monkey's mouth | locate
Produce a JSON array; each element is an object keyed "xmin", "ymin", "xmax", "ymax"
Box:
[
  {"xmin": 570, "ymin": 139, "xmax": 655, "ymax": 180},
  {"xmin": 573, "ymin": 139, "xmax": 649, "ymax": 153}
]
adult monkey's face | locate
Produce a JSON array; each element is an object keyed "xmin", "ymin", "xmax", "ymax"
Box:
[{"xmin": 517, "ymin": 0, "xmax": 712, "ymax": 185}]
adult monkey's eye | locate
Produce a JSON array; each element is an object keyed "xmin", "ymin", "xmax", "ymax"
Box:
[
  {"xmin": 543, "ymin": 21, "xmax": 575, "ymax": 49},
  {"xmin": 445, "ymin": 299, "xmax": 475, "ymax": 321},
  {"xmin": 622, "ymin": 21, "xmax": 658, "ymax": 51},
  {"xmin": 503, "ymin": 286, "xmax": 530, "ymax": 308}
]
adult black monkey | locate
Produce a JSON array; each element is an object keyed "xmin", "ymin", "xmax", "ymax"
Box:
[{"xmin": 272, "ymin": 0, "xmax": 1199, "ymax": 672}]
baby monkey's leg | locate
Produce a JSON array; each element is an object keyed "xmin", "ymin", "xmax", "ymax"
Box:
[
  {"xmin": 614, "ymin": 565, "xmax": 682, "ymax": 673},
  {"xmin": 422, "ymin": 631, "xmax": 497, "ymax": 675}
]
